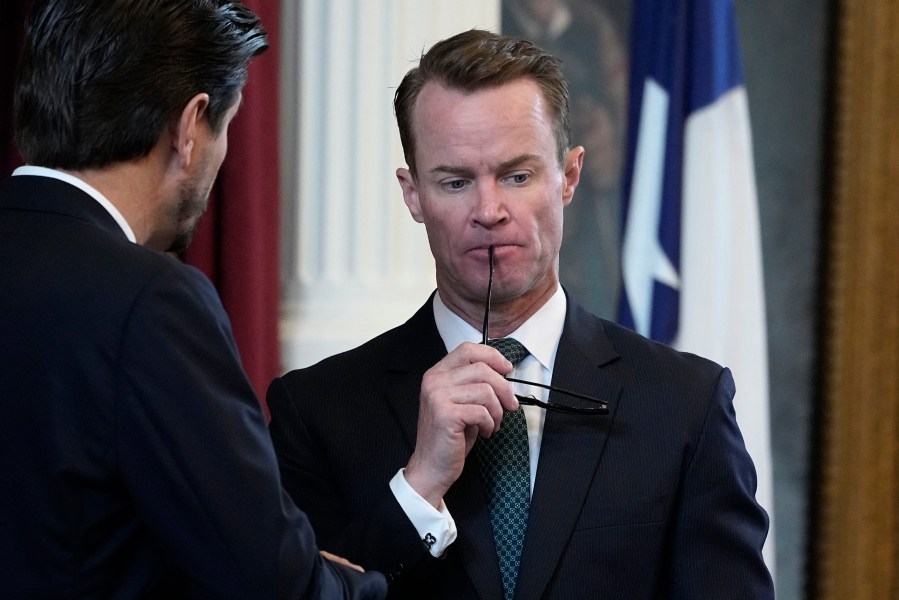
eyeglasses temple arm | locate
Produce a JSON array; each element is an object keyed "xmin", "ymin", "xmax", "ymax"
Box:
[
  {"xmin": 505, "ymin": 376, "xmax": 608, "ymax": 409},
  {"xmin": 481, "ymin": 245, "xmax": 494, "ymax": 345}
]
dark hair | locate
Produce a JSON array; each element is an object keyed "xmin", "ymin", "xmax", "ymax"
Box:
[
  {"xmin": 14, "ymin": 0, "xmax": 268, "ymax": 170},
  {"xmin": 394, "ymin": 29, "xmax": 570, "ymax": 178}
]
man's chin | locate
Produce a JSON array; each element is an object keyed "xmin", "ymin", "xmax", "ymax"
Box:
[
  {"xmin": 168, "ymin": 227, "xmax": 197, "ymax": 255},
  {"xmin": 168, "ymin": 209, "xmax": 205, "ymax": 254}
]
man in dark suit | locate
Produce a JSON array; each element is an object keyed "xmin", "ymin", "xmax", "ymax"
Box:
[
  {"xmin": 268, "ymin": 29, "xmax": 773, "ymax": 599},
  {"xmin": 0, "ymin": 1, "xmax": 386, "ymax": 598}
]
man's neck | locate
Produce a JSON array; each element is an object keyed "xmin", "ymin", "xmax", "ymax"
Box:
[
  {"xmin": 63, "ymin": 155, "xmax": 165, "ymax": 248},
  {"xmin": 438, "ymin": 280, "xmax": 559, "ymax": 339}
]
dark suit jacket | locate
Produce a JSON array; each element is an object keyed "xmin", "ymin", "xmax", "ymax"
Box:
[
  {"xmin": 0, "ymin": 175, "xmax": 385, "ymax": 599},
  {"xmin": 268, "ymin": 293, "xmax": 774, "ymax": 599}
]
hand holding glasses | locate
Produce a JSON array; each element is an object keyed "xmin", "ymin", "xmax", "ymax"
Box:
[{"xmin": 481, "ymin": 246, "xmax": 609, "ymax": 415}]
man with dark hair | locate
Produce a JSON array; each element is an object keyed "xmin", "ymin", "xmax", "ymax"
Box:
[
  {"xmin": 268, "ymin": 29, "xmax": 773, "ymax": 599},
  {"xmin": 0, "ymin": 1, "xmax": 386, "ymax": 597}
]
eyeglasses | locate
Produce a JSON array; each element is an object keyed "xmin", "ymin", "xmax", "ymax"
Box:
[{"xmin": 481, "ymin": 246, "xmax": 609, "ymax": 415}]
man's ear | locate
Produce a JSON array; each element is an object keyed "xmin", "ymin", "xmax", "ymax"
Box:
[
  {"xmin": 173, "ymin": 93, "xmax": 210, "ymax": 169},
  {"xmin": 561, "ymin": 145, "xmax": 585, "ymax": 207},
  {"xmin": 396, "ymin": 167, "xmax": 425, "ymax": 223}
]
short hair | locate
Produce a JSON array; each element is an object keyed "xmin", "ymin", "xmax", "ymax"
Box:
[
  {"xmin": 14, "ymin": 0, "xmax": 268, "ymax": 170},
  {"xmin": 394, "ymin": 29, "xmax": 571, "ymax": 178}
]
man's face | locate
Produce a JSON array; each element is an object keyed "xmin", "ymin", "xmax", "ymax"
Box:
[
  {"xmin": 164, "ymin": 95, "xmax": 241, "ymax": 253},
  {"xmin": 398, "ymin": 78, "xmax": 583, "ymax": 316}
]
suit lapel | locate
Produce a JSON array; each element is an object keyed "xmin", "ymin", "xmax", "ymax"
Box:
[
  {"xmin": 515, "ymin": 298, "xmax": 623, "ymax": 600},
  {"xmin": 383, "ymin": 299, "xmax": 505, "ymax": 600}
]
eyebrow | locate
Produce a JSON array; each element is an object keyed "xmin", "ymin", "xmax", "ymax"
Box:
[
  {"xmin": 497, "ymin": 154, "xmax": 540, "ymax": 171},
  {"xmin": 428, "ymin": 164, "xmax": 470, "ymax": 177},
  {"xmin": 427, "ymin": 154, "xmax": 541, "ymax": 177}
]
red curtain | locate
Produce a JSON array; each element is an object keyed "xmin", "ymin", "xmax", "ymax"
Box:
[
  {"xmin": 183, "ymin": 0, "xmax": 282, "ymax": 413},
  {"xmin": 2, "ymin": 1, "xmax": 282, "ymax": 412}
]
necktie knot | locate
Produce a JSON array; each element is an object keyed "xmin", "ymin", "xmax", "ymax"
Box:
[{"xmin": 487, "ymin": 337, "xmax": 529, "ymax": 365}]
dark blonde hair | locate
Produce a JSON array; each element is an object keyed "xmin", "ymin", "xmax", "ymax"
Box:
[{"xmin": 394, "ymin": 29, "xmax": 571, "ymax": 178}]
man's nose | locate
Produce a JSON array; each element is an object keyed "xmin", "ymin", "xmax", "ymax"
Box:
[{"xmin": 472, "ymin": 181, "xmax": 510, "ymax": 227}]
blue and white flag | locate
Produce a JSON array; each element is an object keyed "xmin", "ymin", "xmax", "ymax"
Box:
[{"xmin": 618, "ymin": 0, "xmax": 774, "ymax": 571}]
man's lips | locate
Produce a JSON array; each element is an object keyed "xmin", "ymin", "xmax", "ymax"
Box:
[{"xmin": 469, "ymin": 243, "xmax": 517, "ymax": 256}]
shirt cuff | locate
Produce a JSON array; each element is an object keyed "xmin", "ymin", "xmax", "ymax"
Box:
[{"xmin": 388, "ymin": 468, "xmax": 457, "ymax": 557}]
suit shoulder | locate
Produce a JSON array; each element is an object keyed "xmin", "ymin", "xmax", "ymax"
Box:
[
  {"xmin": 601, "ymin": 318, "xmax": 724, "ymax": 373},
  {"xmin": 569, "ymin": 309, "xmax": 731, "ymax": 402},
  {"xmin": 81, "ymin": 238, "xmax": 222, "ymax": 323}
]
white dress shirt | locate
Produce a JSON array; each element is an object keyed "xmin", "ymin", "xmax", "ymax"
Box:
[
  {"xmin": 13, "ymin": 165, "xmax": 136, "ymax": 243},
  {"xmin": 389, "ymin": 286, "xmax": 567, "ymax": 556}
]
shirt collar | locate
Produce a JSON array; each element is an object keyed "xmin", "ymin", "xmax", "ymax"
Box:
[
  {"xmin": 432, "ymin": 285, "xmax": 567, "ymax": 370},
  {"xmin": 13, "ymin": 165, "xmax": 137, "ymax": 243}
]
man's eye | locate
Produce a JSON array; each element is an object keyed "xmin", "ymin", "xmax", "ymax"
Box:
[
  {"xmin": 445, "ymin": 180, "xmax": 467, "ymax": 190},
  {"xmin": 509, "ymin": 173, "xmax": 529, "ymax": 184}
]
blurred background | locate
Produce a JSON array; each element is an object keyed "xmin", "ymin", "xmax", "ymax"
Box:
[{"xmin": 3, "ymin": 2, "xmax": 897, "ymax": 599}]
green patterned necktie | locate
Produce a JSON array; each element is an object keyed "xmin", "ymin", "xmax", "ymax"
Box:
[{"xmin": 477, "ymin": 337, "xmax": 530, "ymax": 600}]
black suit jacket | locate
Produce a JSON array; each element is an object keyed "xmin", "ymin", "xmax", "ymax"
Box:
[
  {"xmin": 268, "ymin": 294, "xmax": 774, "ymax": 599},
  {"xmin": 0, "ymin": 175, "xmax": 385, "ymax": 599}
]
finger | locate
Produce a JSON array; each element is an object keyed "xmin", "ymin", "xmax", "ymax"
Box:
[
  {"xmin": 426, "ymin": 361, "xmax": 516, "ymax": 401},
  {"xmin": 453, "ymin": 364, "xmax": 520, "ymax": 414},
  {"xmin": 320, "ymin": 550, "xmax": 365, "ymax": 573},
  {"xmin": 421, "ymin": 369, "xmax": 519, "ymax": 431},
  {"xmin": 449, "ymin": 344, "xmax": 518, "ymax": 410},
  {"xmin": 452, "ymin": 402, "xmax": 501, "ymax": 439},
  {"xmin": 423, "ymin": 385, "xmax": 501, "ymax": 433},
  {"xmin": 436, "ymin": 341, "xmax": 514, "ymax": 375}
]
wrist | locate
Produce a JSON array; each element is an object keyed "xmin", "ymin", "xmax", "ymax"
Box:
[{"xmin": 403, "ymin": 460, "xmax": 445, "ymax": 509}]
